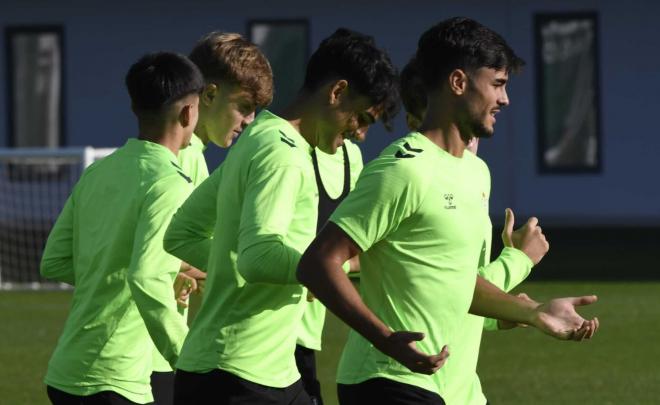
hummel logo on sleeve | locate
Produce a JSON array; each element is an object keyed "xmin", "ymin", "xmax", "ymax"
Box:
[
  {"xmin": 395, "ymin": 150, "xmax": 415, "ymax": 158},
  {"xmin": 279, "ymin": 130, "xmax": 296, "ymax": 148},
  {"xmin": 403, "ymin": 142, "xmax": 423, "ymax": 153},
  {"xmin": 394, "ymin": 142, "xmax": 424, "ymax": 159}
]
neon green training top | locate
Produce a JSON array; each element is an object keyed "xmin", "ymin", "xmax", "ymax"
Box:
[
  {"xmin": 41, "ymin": 139, "xmax": 193, "ymax": 403},
  {"xmin": 151, "ymin": 133, "xmax": 209, "ymax": 373},
  {"xmin": 297, "ymin": 139, "xmax": 363, "ymax": 351},
  {"xmin": 165, "ymin": 110, "xmax": 318, "ymax": 388},
  {"xmin": 331, "ymin": 132, "xmax": 491, "ymax": 397},
  {"xmin": 442, "ymin": 177, "xmax": 534, "ymax": 405},
  {"xmin": 178, "ymin": 133, "xmax": 209, "ymax": 188}
]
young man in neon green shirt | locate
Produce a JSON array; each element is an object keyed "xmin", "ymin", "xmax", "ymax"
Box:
[
  {"xmin": 41, "ymin": 52, "xmax": 204, "ymax": 404},
  {"xmin": 399, "ymin": 55, "xmax": 542, "ymax": 405},
  {"xmin": 151, "ymin": 31, "xmax": 273, "ymax": 405},
  {"xmin": 295, "ymin": 137, "xmax": 363, "ymax": 405},
  {"xmin": 164, "ymin": 28, "xmax": 399, "ymax": 405},
  {"xmin": 298, "ymin": 18, "xmax": 598, "ymax": 405}
]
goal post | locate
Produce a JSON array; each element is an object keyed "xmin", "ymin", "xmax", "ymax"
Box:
[{"xmin": 0, "ymin": 147, "xmax": 115, "ymax": 290}]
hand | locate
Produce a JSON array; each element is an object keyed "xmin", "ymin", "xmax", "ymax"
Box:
[
  {"xmin": 497, "ymin": 293, "xmax": 535, "ymax": 329},
  {"xmin": 196, "ymin": 279, "xmax": 205, "ymax": 295},
  {"xmin": 180, "ymin": 264, "xmax": 207, "ymax": 281},
  {"xmin": 174, "ymin": 272, "xmax": 198, "ymax": 309},
  {"xmin": 531, "ymin": 295, "xmax": 600, "ymax": 341},
  {"xmin": 376, "ymin": 331, "xmax": 449, "ymax": 375},
  {"xmin": 501, "ymin": 208, "xmax": 549, "ymax": 265}
]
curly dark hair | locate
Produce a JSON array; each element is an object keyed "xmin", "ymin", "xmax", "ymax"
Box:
[
  {"xmin": 303, "ymin": 28, "xmax": 400, "ymax": 131},
  {"xmin": 416, "ymin": 17, "xmax": 525, "ymax": 90},
  {"xmin": 399, "ymin": 57, "xmax": 425, "ymax": 122}
]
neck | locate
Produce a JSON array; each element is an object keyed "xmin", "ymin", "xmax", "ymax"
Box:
[
  {"xmin": 194, "ymin": 109, "xmax": 211, "ymax": 145},
  {"xmin": 418, "ymin": 96, "xmax": 470, "ymax": 157},
  {"xmin": 279, "ymin": 91, "xmax": 322, "ymax": 148},
  {"xmin": 137, "ymin": 122, "xmax": 182, "ymax": 156},
  {"xmin": 193, "ymin": 127, "xmax": 209, "ymax": 145}
]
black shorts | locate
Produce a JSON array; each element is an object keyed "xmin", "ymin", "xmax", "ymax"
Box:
[
  {"xmin": 294, "ymin": 344, "xmax": 324, "ymax": 405},
  {"xmin": 151, "ymin": 371, "xmax": 175, "ymax": 405},
  {"xmin": 173, "ymin": 368, "xmax": 312, "ymax": 405},
  {"xmin": 46, "ymin": 385, "xmax": 146, "ymax": 405},
  {"xmin": 337, "ymin": 378, "xmax": 445, "ymax": 405}
]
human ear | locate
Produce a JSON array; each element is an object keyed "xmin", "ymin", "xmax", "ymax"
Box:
[{"xmin": 449, "ymin": 69, "xmax": 468, "ymax": 96}]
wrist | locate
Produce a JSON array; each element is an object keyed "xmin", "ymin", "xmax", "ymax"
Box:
[
  {"xmin": 519, "ymin": 298, "xmax": 542, "ymax": 325},
  {"xmin": 370, "ymin": 325, "xmax": 394, "ymax": 351}
]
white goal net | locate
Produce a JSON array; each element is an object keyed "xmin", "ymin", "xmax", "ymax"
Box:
[{"xmin": 0, "ymin": 147, "xmax": 115, "ymax": 290}]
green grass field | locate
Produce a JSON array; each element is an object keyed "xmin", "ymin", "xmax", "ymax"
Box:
[{"xmin": 2, "ymin": 281, "xmax": 659, "ymax": 404}]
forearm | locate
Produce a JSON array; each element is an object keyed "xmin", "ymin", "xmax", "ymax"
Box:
[
  {"xmin": 40, "ymin": 197, "xmax": 75, "ymax": 285},
  {"xmin": 479, "ymin": 247, "xmax": 533, "ymax": 330},
  {"xmin": 480, "ymin": 247, "xmax": 533, "ymax": 292},
  {"xmin": 237, "ymin": 239, "xmax": 302, "ymax": 284},
  {"xmin": 469, "ymin": 276, "xmax": 538, "ymax": 324},
  {"xmin": 298, "ymin": 251, "xmax": 391, "ymax": 349},
  {"xmin": 163, "ymin": 171, "xmax": 220, "ymax": 270},
  {"xmin": 164, "ymin": 218, "xmax": 211, "ymax": 271}
]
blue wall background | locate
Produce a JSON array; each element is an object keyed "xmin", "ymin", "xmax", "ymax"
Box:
[{"xmin": 2, "ymin": 0, "xmax": 659, "ymax": 226}]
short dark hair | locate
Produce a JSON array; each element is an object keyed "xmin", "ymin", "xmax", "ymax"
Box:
[
  {"xmin": 303, "ymin": 28, "xmax": 400, "ymax": 130},
  {"xmin": 416, "ymin": 17, "xmax": 525, "ymax": 90},
  {"xmin": 125, "ymin": 52, "xmax": 204, "ymax": 112},
  {"xmin": 400, "ymin": 57, "xmax": 426, "ymax": 122},
  {"xmin": 189, "ymin": 32, "xmax": 273, "ymax": 107}
]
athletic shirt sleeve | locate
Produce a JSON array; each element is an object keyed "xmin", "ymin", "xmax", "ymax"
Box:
[
  {"xmin": 480, "ymin": 247, "xmax": 534, "ymax": 331},
  {"xmin": 163, "ymin": 165, "xmax": 222, "ymax": 271},
  {"xmin": 40, "ymin": 194, "xmax": 76, "ymax": 285},
  {"xmin": 330, "ymin": 159, "xmax": 426, "ymax": 252},
  {"xmin": 236, "ymin": 148, "xmax": 308, "ymax": 285},
  {"xmin": 127, "ymin": 176, "xmax": 191, "ymax": 368}
]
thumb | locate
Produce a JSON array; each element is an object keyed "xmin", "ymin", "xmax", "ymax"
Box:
[
  {"xmin": 570, "ymin": 295, "xmax": 598, "ymax": 306},
  {"xmin": 502, "ymin": 208, "xmax": 515, "ymax": 247}
]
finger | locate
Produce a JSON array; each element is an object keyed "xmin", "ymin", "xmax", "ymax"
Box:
[
  {"xmin": 517, "ymin": 292, "xmax": 530, "ymax": 300},
  {"xmin": 399, "ymin": 331, "xmax": 426, "ymax": 342},
  {"xmin": 571, "ymin": 325, "xmax": 589, "ymax": 341},
  {"xmin": 526, "ymin": 217, "xmax": 538, "ymax": 228},
  {"xmin": 570, "ymin": 295, "xmax": 598, "ymax": 306},
  {"xmin": 502, "ymin": 208, "xmax": 514, "ymax": 247},
  {"xmin": 429, "ymin": 345, "xmax": 449, "ymax": 361},
  {"xmin": 593, "ymin": 317, "xmax": 600, "ymax": 333},
  {"xmin": 588, "ymin": 318, "xmax": 599, "ymax": 339},
  {"xmin": 585, "ymin": 321, "xmax": 596, "ymax": 340},
  {"xmin": 429, "ymin": 346, "xmax": 450, "ymax": 371}
]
